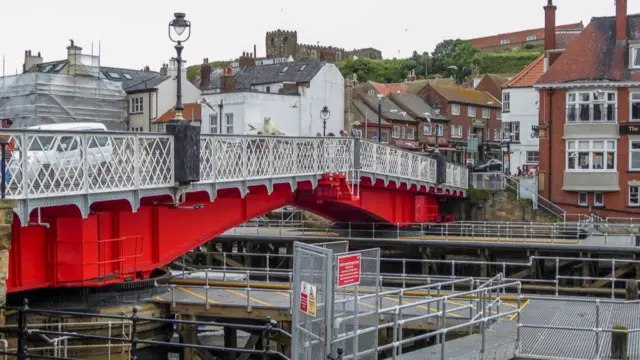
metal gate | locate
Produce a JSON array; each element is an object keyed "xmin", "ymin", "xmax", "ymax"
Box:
[
  {"xmin": 292, "ymin": 242, "xmax": 334, "ymax": 360},
  {"xmin": 293, "ymin": 241, "xmax": 381, "ymax": 360}
]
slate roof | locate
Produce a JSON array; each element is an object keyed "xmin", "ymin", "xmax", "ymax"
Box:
[
  {"xmin": 28, "ymin": 60, "xmax": 169, "ymax": 92},
  {"xmin": 360, "ymin": 94, "xmax": 417, "ymax": 122},
  {"xmin": 503, "ymin": 55, "xmax": 545, "ymax": 89},
  {"xmin": 429, "ymin": 83, "xmax": 502, "ymax": 108},
  {"xmin": 538, "ymin": 14, "xmax": 640, "ymax": 85},
  {"xmin": 390, "ymin": 94, "xmax": 449, "ymax": 121},
  {"xmin": 468, "ymin": 22, "xmax": 584, "ymax": 49},
  {"xmin": 154, "ymin": 103, "xmax": 202, "ymax": 124},
  {"xmin": 352, "ymin": 100, "xmax": 391, "ymax": 126},
  {"xmin": 234, "ymin": 60, "xmax": 325, "ymax": 90}
]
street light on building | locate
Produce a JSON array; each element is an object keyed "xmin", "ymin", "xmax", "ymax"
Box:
[
  {"xmin": 320, "ymin": 106, "xmax": 330, "ymax": 136},
  {"xmin": 168, "ymin": 12, "xmax": 191, "ymax": 121}
]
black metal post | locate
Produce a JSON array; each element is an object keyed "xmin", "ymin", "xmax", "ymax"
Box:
[
  {"xmin": 377, "ymin": 99, "xmax": 382, "ymax": 143},
  {"xmin": 1, "ymin": 142, "xmax": 7, "ymax": 199},
  {"xmin": 174, "ymin": 43, "xmax": 185, "ymax": 119},
  {"xmin": 218, "ymin": 100, "xmax": 224, "ymax": 134},
  {"xmin": 505, "ymin": 141, "xmax": 511, "ymax": 175},
  {"xmin": 323, "ymin": 120, "xmax": 327, "ymax": 137},
  {"xmin": 130, "ymin": 306, "xmax": 139, "ymax": 360},
  {"xmin": 434, "ymin": 124, "xmax": 440, "ymax": 153},
  {"xmin": 17, "ymin": 299, "xmax": 28, "ymax": 360}
]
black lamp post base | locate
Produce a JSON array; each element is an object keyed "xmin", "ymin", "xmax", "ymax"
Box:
[{"xmin": 167, "ymin": 122, "xmax": 200, "ymax": 185}]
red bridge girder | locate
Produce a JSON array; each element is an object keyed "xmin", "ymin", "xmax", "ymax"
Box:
[{"xmin": 7, "ymin": 176, "xmax": 462, "ymax": 293}]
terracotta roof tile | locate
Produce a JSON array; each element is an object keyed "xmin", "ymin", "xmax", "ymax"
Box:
[
  {"xmin": 430, "ymin": 84, "xmax": 502, "ymax": 108},
  {"xmin": 538, "ymin": 14, "xmax": 640, "ymax": 85},
  {"xmin": 468, "ymin": 23, "xmax": 584, "ymax": 49},
  {"xmin": 503, "ymin": 55, "xmax": 545, "ymax": 89},
  {"xmin": 154, "ymin": 103, "xmax": 202, "ymax": 124},
  {"xmin": 370, "ymin": 82, "xmax": 409, "ymax": 96}
]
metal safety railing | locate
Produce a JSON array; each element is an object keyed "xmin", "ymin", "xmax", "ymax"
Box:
[
  {"xmin": 227, "ymin": 219, "xmax": 594, "ymax": 241},
  {"xmin": 176, "ymin": 251, "xmax": 640, "ymax": 299},
  {"xmin": 0, "ymin": 299, "xmax": 291, "ymax": 360}
]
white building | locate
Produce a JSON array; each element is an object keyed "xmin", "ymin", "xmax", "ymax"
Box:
[
  {"xmin": 501, "ymin": 56, "xmax": 544, "ymax": 175},
  {"xmin": 199, "ymin": 59, "xmax": 344, "ymax": 136},
  {"xmin": 23, "ymin": 41, "xmax": 201, "ymax": 132}
]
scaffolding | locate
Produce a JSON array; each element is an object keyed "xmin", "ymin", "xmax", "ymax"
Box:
[{"xmin": 0, "ymin": 71, "xmax": 127, "ymax": 129}]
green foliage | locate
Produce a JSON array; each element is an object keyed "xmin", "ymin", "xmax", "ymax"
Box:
[
  {"xmin": 336, "ymin": 58, "xmax": 416, "ymax": 83},
  {"xmin": 186, "ymin": 61, "xmax": 232, "ymax": 81},
  {"xmin": 478, "ymin": 52, "xmax": 541, "ymax": 74},
  {"xmin": 467, "ymin": 187, "xmax": 489, "ymax": 203}
]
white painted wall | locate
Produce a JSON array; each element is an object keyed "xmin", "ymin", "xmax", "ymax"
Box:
[
  {"xmin": 200, "ymin": 63, "xmax": 345, "ymax": 137},
  {"xmin": 502, "ymin": 87, "xmax": 539, "ymax": 174},
  {"xmin": 157, "ymin": 64, "xmax": 201, "ymax": 118}
]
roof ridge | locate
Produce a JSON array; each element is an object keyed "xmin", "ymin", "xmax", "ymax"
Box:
[{"xmin": 503, "ymin": 54, "xmax": 545, "ymax": 89}]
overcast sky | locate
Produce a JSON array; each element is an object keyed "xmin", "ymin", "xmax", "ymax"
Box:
[{"xmin": 2, "ymin": 0, "xmax": 639, "ymax": 75}]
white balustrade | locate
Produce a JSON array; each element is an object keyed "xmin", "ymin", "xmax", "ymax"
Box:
[{"xmin": 0, "ymin": 131, "xmax": 467, "ymax": 202}]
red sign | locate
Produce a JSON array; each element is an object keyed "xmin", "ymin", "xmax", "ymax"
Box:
[
  {"xmin": 300, "ymin": 281, "xmax": 308, "ymax": 313},
  {"xmin": 337, "ymin": 254, "xmax": 361, "ymax": 288}
]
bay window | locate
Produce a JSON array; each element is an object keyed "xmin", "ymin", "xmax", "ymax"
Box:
[
  {"xmin": 566, "ymin": 91, "xmax": 616, "ymax": 123},
  {"xmin": 566, "ymin": 140, "xmax": 616, "ymax": 171},
  {"xmin": 630, "ymin": 139, "xmax": 640, "ymax": 171}
]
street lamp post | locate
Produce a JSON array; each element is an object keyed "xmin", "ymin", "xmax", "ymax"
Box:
[
  {"xmin": 320, "ymin": 106, "xmax": 330, "ymax": 136},
  {"xmin": 168, "ymin": 12, "xmax": 191, "ymax": 121},
  {"xmin": 377, "ymin": 94, "xmax": 383, "ymax": 143}
]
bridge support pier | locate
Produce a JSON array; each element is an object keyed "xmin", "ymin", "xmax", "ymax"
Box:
[
  {"xmin": 224, "ymin": 326, "xmax": 238, "ymax": 359},
  {"xmin": 179, "ymin": 316, "xmax": 199, "ymax": 360},
  {"xmin": 0, "ymin": 200, "xmax": 14, "ymax": 326},
  {"xmin": 479, "ymin": 249, "xmax": 489, "ymax": 278},
  {"xmin": 581, "ymin": 252, "xmax": 591, "ymax": 287}
]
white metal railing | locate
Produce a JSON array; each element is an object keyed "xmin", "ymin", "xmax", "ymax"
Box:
[
  {"xmin": 228, "ymin": 220, "xmax": 590, "ymax": 241},
  {"xmin": 177, "ymin": 251, "xmax": 640, "ymax": 299},
  {"xmin": 2, "ymin": 130, "xmax": 173, "ymax": 199},
  {"xmin": 0, "ymin": 131, "xmax": 468, "ymax": 201}
]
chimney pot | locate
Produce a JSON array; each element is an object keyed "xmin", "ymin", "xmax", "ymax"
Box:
[
  {"xmin": 544, "ymin": 0, "xmax": 557, "ymax": 52},
  {"xmin": 616, "ymin": 0, "xmax": 628, "ymax": 44}
]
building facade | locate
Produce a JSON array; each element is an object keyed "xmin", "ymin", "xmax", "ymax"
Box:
[
  {"xmin": 467, "ymin": 22, "xmax": 583, "ymax": 52},
  {"xmin": 419, "ymin": 84, "xmax": 502, "ymax": 164},
  {"xmin": 265, "ymin": 30, "xmax": 382, "ymax": 61},
  {"xmin": 200, "ymin": 60, "xmax": 344, "ymax": 137},
  {"xmin": 23, "ymin": 41, "xmax": 201, "ymax": 132},
  {"xmin": 536, "ymin": 0, "xmax": 640, "ymax": 218}
]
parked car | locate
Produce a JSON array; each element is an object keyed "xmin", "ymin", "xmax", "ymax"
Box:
[{"xmin": 473, "ymin": 159, "xmax": 502, "ymax": 173}]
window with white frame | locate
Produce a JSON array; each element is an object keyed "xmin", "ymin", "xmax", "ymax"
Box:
[
  {"xmin": 130, "ymin": 96, "xmax": 144, "ymax": 114},
  {"xmin": 526, "ymin": 151, "xmax": 539, "ymax": 163},
  {"xmin": 497, "ymin": 111, "xmax": 502, "ymax": 120},
  {"xmin": 594, "ymin": 192, "xmax": 604, "ymax": 206},
  {"xmin": 423, "ymin": 125, "xmax": 432, "ymax": 135},
  {"xmin": 371, "ymin": 130, "xmax": 379, "ymax": 141},
  {"xmin": 566, "ymin": 140, "xmax": 616, "ymax": 171},
  {"xmin": 435, "ymin": 124, "xmax": 444, "ymax": 136},
  {"xmin": 631, "ymin": 46, "xmax": 640, "ymax": 69},
  {"xmin": 502, "ymin": 92, "xmax": 510, "ymax": 112},
  {"xmin": 451, "ymin": 104, "xmax": 461, "ymax": 116},
  {"xmin": 407, "ymin": 127, "xmax": 415, "ymax": 140},
  {"xmin": 502, "ymin": 122, "xmax": 520, "ymax": 142},
  {"xmin": 631, "ymin": 92, "xmax": 640, "ymax": 121},
  {"xmin": 225, "ymin": 113, "xmax": 234, "ymax": 134},
  {"xmin": 578, "ymin": 192, "xmax": 588, "ymax": 206},
  {"xmin": 630, "ymin": 139, "xmax": 640, "ymax": 170},
  {"xmin": 468, "ymin": 106, "xmax": 476, "ymax": 117},
  {"xmin": 157, "ymin": 124, "xmax": 165, "ymax": 133},
  {"xmin": 566, "ymin": 91, "xmax": 617, "ymax": 123},
  {"xmin": 630, "ymin": 186, "xmax": 640, "ymax": 207},
  {"xmin": 494, "ymin": 129, "xmax": 501, "ymax": 140},
  {"xmin": 392, "ymin": 126, "xmax": 400, "ymax": 138},
  {"xmin": 526, "ymin": 35, "xmax": 538, "ymax": 41},
  {"xmin": 451, "ymin": 125, "xmax": 462, "ymax": 138},
  {"xmin": 401, "ymin": 126, "xmax": 406, "ymax": 139},
  {"xmin": 209, "ymin": 114, "xmax": 218, "ymax": 134},
  {"xmin": 482, "ymin": 108, "xmax": 490, "ymax": 119},
  {"xmin": 500, "ymin": 39, "xmax": 511, "ymax": 45}
]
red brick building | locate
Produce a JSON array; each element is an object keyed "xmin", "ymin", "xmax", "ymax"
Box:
[
  {"xmin": 419, "ymin": 83, "xmax": 502, "ymax": 164},
  {"xmin": 468, "ymin": 22, "xmax": 583, "ymax": 53},
  {"xmin": 536, "ymin": 0, "xmax": 640, "ymax": 218}
]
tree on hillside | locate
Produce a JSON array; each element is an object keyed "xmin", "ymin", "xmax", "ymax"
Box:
[
  {"xmin": 337, "ymin": 58, "xmax": 416, "ymax": 83},
  {"xmin": 410, "ymin": 51, "xmax": 430, "ymax": 78},
  {"xmin": 430, "ymin": 39, "xmax": 480, "ymax": 83}
]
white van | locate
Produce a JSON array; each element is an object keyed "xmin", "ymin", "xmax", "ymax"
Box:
[{"xmin": 11, "ymin": 123, "xmax": 115, "ymax": 188}]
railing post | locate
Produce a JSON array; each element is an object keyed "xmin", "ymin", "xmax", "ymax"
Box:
[
  {"xmin": 516, "ymin": 284, "xmax": 522, "ymax": 352},
  {"xmin": 555, "ymin": 257, "xmax": 560, "ymax": 296},
  {"xmin": 130, "ymin": 306, "xmax": 139, "ymax": 360},
  {"xmin": 205, "ymin": 269, "xmax": 210, "ymax": 310},
  {"xmin": 0, "ymin": 142, "xmax": 7, "ymax": 199},
  {"xmin": 595, "ymin": 299, "xmax": 600, "ymax": 357},
  {"xmin": 17, "ymin": 299, "xmax": 28, "ymax": 360}
]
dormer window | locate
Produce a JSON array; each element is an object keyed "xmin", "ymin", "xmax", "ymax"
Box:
[{"xmin": 631, "ymin": 46, "xmax": 640, "ymax": 69}]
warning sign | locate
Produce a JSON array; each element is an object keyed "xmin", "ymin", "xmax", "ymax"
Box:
[
  {"xmin": 308, "ymin": 284, "xmax": 317, "ymax": 317},
  {"xmin": 299, "ymin": 281, "xmax": 317, "ymax": 317},
  {"xmin": 337, "ymin": 253, "xmax": 361, "ymax": 288},
  {"xmin": 300, "ymin": 281, "xmax": 309, "ymax": 314}
]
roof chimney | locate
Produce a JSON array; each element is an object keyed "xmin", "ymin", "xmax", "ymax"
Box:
[
  {"xmin": 254, "ymin": 44, "xmax": 257, "ymax": 59},
  {"xmin": 199, "ymin": 58, "xmax": 212, "ymax": 90},
  {"xmin": 616, "ymin": 0, "xmax": 628, "ymax": 44},
  {"xmin": 544, "ymin": 0, "xmax": 557, "ymax": 51},
  {"xmin": 221, "ymin": 67, "xmax": 236, "ymax": 92}
]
